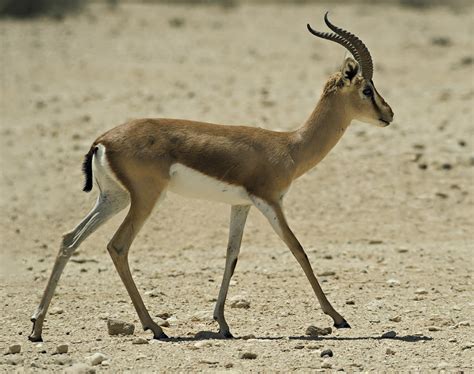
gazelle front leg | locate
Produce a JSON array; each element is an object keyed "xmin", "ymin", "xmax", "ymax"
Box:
[
  {"xmin": 251, "ymin": 196, "xmax": 350, "ymax": 328},
  {"xmin": 213, "ymin": 205, "xmax": 250, "ymax": 338}
]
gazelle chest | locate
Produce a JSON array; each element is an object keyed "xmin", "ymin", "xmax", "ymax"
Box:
[{"xmin": 167, "ymin": 163, "xmax": 251, "ymax": 205}]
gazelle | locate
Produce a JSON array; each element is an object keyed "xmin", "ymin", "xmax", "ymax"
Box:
[{"xmin": 29, "ymin": 13, "xmax": 393, "ymax": 342}]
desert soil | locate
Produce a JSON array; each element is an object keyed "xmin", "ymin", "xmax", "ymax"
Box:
[{"xmin": 0, "ymin": 2, "xmax": 473, "ymax": 372}]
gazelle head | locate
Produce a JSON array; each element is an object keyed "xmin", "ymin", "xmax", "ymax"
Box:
[{"xmin": 308, "ymin": 13, "xmax": 394, "ymax": 127}]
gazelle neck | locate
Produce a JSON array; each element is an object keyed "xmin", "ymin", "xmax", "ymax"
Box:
[{"xmin": 291, "ymin": 93, "xmax": 352, "ymax": 179}]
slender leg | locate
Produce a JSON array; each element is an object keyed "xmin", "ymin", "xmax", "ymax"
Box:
[
  {"xmin": 213, "ymin": 205, "xmax": 250, "ymax": 338},
  {"xmin": 106, "ymin": 190, "xmax": 168, "ymax": 339},
  {"xmin": 251, "ymin": 196, "xmax": 349, "ymax": 328},
  {"xmin": 29, "ymin": 189, "xmax": 130, "ymax": 342}
]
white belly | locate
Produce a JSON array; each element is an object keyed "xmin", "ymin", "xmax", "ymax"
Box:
[{"xmin": 167, "ymin": 163, "xmax": 251, "ymax": 205}]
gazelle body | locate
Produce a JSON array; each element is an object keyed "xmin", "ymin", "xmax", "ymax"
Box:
[{"xmin": 29, "ymin": 13, "xmax": 393, "ymax": 342}]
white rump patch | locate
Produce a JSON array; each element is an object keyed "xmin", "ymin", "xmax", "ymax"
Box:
[{"xmin": 168, "ymin": 163, "xmax": 251, "ymax": 205}]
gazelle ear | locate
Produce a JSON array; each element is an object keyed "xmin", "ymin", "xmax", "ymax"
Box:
[{"xmin": 341, "ymin": 57, "xmax": 359, "ymax": 84}]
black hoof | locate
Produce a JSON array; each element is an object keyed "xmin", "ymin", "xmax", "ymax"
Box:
[
  {"xmin": 219, "ymin": 330, "xmax": 234, "ymax": 339},
  {"xmin": 153, "ymin": 331, "xmax": 169, "ymax": 340},
  {"xmin": 28, "ymin": 334, "xmax": 43, "ymax": 342},
  {"xmin": 334, "ymin": 319, "xmax": 351, "ymax": 329}
]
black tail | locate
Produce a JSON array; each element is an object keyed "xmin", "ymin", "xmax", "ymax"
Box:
[{"xmin": 82, "ymin": 146, "xmax": 98, "ymax": 192}]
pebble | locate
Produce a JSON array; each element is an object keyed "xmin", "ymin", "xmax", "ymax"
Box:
[
  {"xmin": 381, "ymin": 330, "xmax": 397, "ymax": 338},
  {"xmin": 87, "ymin": 352, "xmax": 108, "ymax": 366},
  {"xmin": 306, "ymin": 326, "xmax": 332, "ymax": 336},
  {"xmin": 448, "ymin": 338, "xmax": 457, "ymax": 343},
  {"xmin": 461, "ymin": 343, "xmax": 473, "ymax": 350},
  {"xmin": 132, "ymin": 337, "xmax": 149, "ymax": 345},
  {"xmin": 50, "ymin": 307, "xmax": 64, "ymax": 315},
  {"xmin": 56, "ymin": 343, "xmax": 69, "ymax": 354},
  {"xmin": 242, "ymin": 334, "xmax": 256, "ymax": 340},
  {"xmin": 318, "ymin": 271, "xmax": 336, "ymax": 276},
  {"xmin": 386, "ymin": 279, "xmax": 400, "ymax": 287},
  {"xmin": 456, "ymin": 321, "xmax": 470, "ymax": 327},
  {"xmin": 8, "ymin": 344, "xmax": 21, "ymax": 354},
  {"xmin": 158, "ymin": 319, "xmax": 170, "ymax": 327},
  {"xmin": 65, "ymin": 363, "xmax": 96, "ymax": 374},
  {"xmin": 389, "ymin": 316, "xmax": 401, "ymax": 322},
  {"xmin": 321, "ymin": 360, "xmax": 332, "ymax": 369},
  {"xmin": 415, "ymin": 288, "xmax": 428, "ymax": 295},
  {"xmin": 107, "ymin": 318, "xmax": 135, "ymax": 336},
  {"xmin": 428, "ymin": 326, "xmax": 441, "ymax": 331},
  {"xmin": 346, "ymin": 300, "xmax": 355, "ymax": 305},
  {"xmin": 193, "ymin": 341, "xmax": 213, "ymax": 349},
  {"xmin": 6, "ymin": 357, "xmax": 22, "ymax": 365},
  {"xmin": 320, "ymin": 349, "xmax": 333, "ymax": 358},
  {"xmin": 386, "ymin": 348, "xmax": 396, "ymax": 355},
  {"xmin": 230, "ymin": 298, "xmax": 250, "ymax": 309},
  {"xmin": 239, "ymin": 352, "xmax": 257, "ymax": 359}
]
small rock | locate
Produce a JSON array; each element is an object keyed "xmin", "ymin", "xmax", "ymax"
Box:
[
  {"xmin": 381, "ymin": 330, "xmax": 397, "ymax": 338},
  {"xmin": 415, "ymin": 288, "xmax": 428, "ymax": 295},
  {"xmin": 193, "ymin": 341, "xmax": 213, "ymax": 349},
  {"xmin": 448, "ymin": 338, "xmax": 457, "ymax": 343},
  {"xmin": 224, "ymin": 363, "xmax": 233, "ymax": 368},
  {"xmin": 54, "ymin": 356, "xmax": 73, "ymax": 365},
  {"xmin": 230, "ymin": 297, "xmax": 250, "ymax": 309},
  {"xmin": 320, "ymin": 349, "xmax": 333, "ymax": 358},
  {"xmin": 107, "ymin": 318, "xmax": 135, "ymax": 336},
  {"xmin": 87, "ymin": 352, "xmax": 107, "ymax": 366},
  {"xmin": 159, "ymin": 319, "xmax": 171, "ymax": 327},
  {"xmin": 6, "ymin": 357, "xmax": 22, "ymax": 365},
  {"xmin": 132, "ymin": 337, "xmax": 149, "ymax": 345},
  {"xmin": 461, "ymin": 343, "xmax": 473, "ymax": 350},
  {"xmin": 306, "ymin": 326, "xmax": 332, "ymax": 336},
  {"xmin": 346, "ymin": 300, "xmax": 355, "ymax": 305},
  {"xmin": 56, "ymin": 343, "xmax": 69, "ymax": 354},
  {"xmin": 321, "ymin": 360, "xmax": 332, "ymax": 369},
  {"xmin": 145, "ymin": 289, "xmax": 164, "ymax": 298},
  {"xmin": 386, "ymin": 279, "xmax": 400, "ymax": 287},
  {"xmin": 428, "ymin": 326, "xmax": 441, "ymax": 331},
  {"xmin": 431, "ymin": 36, "xmax": 452, "ymax": 47},
  {"xmin": 156, "ymin": 312, "xmax": 170, "ymax": 319},
  {"xmin": 50, "ymin": 307, "xmax": 64, "ymax": 315},
  {"xmin": 8, "ymin": 344, "xmax": 21, "ymax": 354},
  {"xmin": 389, "ymin": 316, "xmax": 401, "ymax": 322},
  {"xmin": 239, "ymin": 352, "xmax": 257, "ymax": 360},
  {"xmin": 456, "ymin": 321, "xmax": 470, "ymax": 327},
  {"xmin": 386, "ymin": 348, "xmax": 396, "ymax": 355},
  {"xmin": 294, "ymin": 344, "xmax": 305, "ymax": 349},
  {"xmin": 65, "ymin": 363, "xmax": 96, "ymax": 374},
  {"xmin": 369, "ymin": 239, "xmax": 383, "ymax": 245},
  {"xmin": 242, "ymin": 334, "xmax": 256, "ymax": 340},
  {"xmin": 318, "ymin": 270, "xmax": 336, "ymax": 276},
  {"xmin": 396, "ymin": 247, "xmax": 409, "ymax": 253}
]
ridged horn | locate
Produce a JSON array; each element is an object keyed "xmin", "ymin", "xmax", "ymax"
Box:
[
  {"xmin": 323, "ymin": 12, "xmax": 373, "ymax": 80},
  {"xmin": 306, "ymin": 24, "xmax": 362, "ymax": 67}
]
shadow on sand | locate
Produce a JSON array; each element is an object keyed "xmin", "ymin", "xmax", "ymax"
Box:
[{"xmin": 159, "ymin": 330, "xmax": 433, "ymax": 343}]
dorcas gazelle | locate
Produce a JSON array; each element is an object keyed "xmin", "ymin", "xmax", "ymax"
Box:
[{"xmin": 29, "ymin": 12, "xmax": 394, "ymax": 342}]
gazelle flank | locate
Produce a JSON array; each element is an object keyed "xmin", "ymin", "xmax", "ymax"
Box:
[{"xmin": 29, "ymin": 12, "xmax": 394, "ymax": 342}]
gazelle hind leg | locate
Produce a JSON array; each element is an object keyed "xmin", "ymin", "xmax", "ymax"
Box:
[
  {"xmin": 213, "ymin": 205, "xmax": 250, "ymax": 338},
  {"xmin": 250, "ymin": 196, "xmax": 349, "ymax": 328},
  {"xmin": 106, "ymin": 189, "xmax": 168, "ymax": 339},
  {"xmin": 29, "ymin": 186, "xmax": 130, "ymax": 342}
]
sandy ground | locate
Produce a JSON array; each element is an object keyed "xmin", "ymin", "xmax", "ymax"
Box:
[{"xmin": 0, "ymin": 1, "xmax": 473, "ymax": 372}]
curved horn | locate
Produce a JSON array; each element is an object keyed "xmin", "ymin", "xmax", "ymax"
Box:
[
  {"xmin": 323, "ymin": 12, "xmax": 373, "ymax": 80},
  {"xmin": 306, "ymin": 24, "xmax": 362, "ymax": 66}
]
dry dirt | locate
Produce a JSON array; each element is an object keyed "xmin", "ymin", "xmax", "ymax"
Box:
[{"xmin": 0, "ymin": 2, "xmax": 473, "ymax": 372}]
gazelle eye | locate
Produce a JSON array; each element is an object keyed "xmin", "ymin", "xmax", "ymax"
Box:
[{"xmin": 363, "ymin": 87, "xmax": 373, "ymax": 96}]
